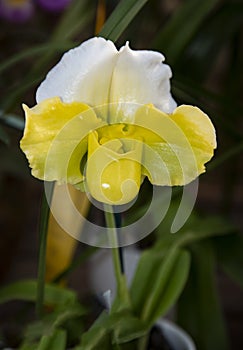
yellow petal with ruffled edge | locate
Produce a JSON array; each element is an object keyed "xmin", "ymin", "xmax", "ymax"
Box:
[
  {"xmin": 86, "ymin": 129, "xmax": 143, "ymax": 205},
  {"xmin": 20, "ymin": 97, "xmax": 104, "ymax": 184},
  {"xmin": 133, "ymin": 104, "xmax": 216, "ymax": 186}
]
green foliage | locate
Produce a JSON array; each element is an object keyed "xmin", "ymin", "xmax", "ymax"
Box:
[
  {"xmin": 177, "ymin": 241, "xmax": 230, "ymax": 350},
  {"xmin": 99, "ymin": 0, "xmax": 149, "ymax": 42},
  {"xmin": 0, "ymin": 280, "xmax": 78, "ymax": 306}
]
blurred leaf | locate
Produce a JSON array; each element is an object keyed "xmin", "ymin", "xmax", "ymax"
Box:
[
  {"xmin": 0, "ymin": 280, "xmax": 77, "ymax": 306},
  {"xmin": 153, "ymin": 0, "xmax": 219, "ymax": 63},
  {"xmin": 177, "ymin": 241, "xmax": 229, "ymax": 350},
  {"xmin": 0, "ymin": 42, "xmax": 74, "ymax": 75},
  {"xmin": 212, "ymin": 233, "xmax": 243, "ymax": 288},
  {"xmin": 37, "ymin": 329, "xmax": 67, "ymax": 350},
  {"xmin": 147, "ymin": 249, "xmax": 190, "ymax": 324},
  {"xmin": 79, "ymin": 310, "xmax": 147, "ymax": 349},
  {"xmin": 130, "ymin": 245, "xmax": 190, "ymax": 326},
  {"xmin": 20, "ymin": 345, "xmax": 37, "ymax": 350},
  {"xmin": 23, "ymin": 304, "xmax": 85, "ymax": 346},
  {"xmin": 0, "ymin": 125, "xmax": 9, "ymax": 145},
  {"xmin": 99, "ymin": 0, "xmax": 149, "ymax": 42},
  {"xmin": 112, "ymin": 312, "xmax": 147, "ymax": 344},
  {"xmin": 0, "ymin": 111, "xmax": 25, "ymax": 130},
  {"xmin": 176, "ymin": 2, "xmax": 243, "ymax": 81}
]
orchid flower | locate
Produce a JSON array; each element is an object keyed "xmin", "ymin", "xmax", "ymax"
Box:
[
  {"xmin": 20, "ymin": 37, "xmax": 216, "ymax": 205},
  {"xmin": 0, "ymin": 0, "xmax": 34, "ymax": 22}
]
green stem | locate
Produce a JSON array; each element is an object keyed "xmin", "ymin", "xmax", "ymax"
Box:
[
  {"xmin": 36, "ymin": 182, "xmax": 54, "ymax": 318},
  {"xmin": 103, "ymin": 204, "xmax": 124, "ymax": 298}
]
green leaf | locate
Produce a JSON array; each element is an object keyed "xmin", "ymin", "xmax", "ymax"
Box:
[
  {"xmin": 0, "ymin": 280, "xmax": 77, "ymax": 306},
  {"xmin": 212, "ymin": 233, "xmax": 243, "ymax": 288},
  {"xmin": 153, "ymin": 0, "xmax": 219, "ymax": 63},
  {"xmin": 0, "ymin": 125, "xmax": 9, "ymax": 145},
  {"xmin": 20, "ymin": 302, "xmax": 86, "ymax": 350},
  {"xmin": 130, "ymin": 245, "xmax": 190, "ymax": 326},
  {"xmin": 20, "ymin": 344, "xmax": 38, "ymax": 350},
  {"xmin": 79, "ymin": 310, "xmax": 147, "ymax": 349},
  {"xmin": 0, "ymin": 111, "xmax": 25, "ymax": 131},
  {"xmin": 152, "ymin": 250, "xmax": 190, "ymax": 319},
  {"xmin": 79, "ymin": 312, "xmax": 112, "ymax": 350},
  {"xmin": 99, "ymin": 0, "xmax": 149, "ymax": 42},
  {"xmin": 37, "ymin": 329, "xmax": 67, "ymax": 350},
  {"xmin": 177, "ymin": 241, "xmax": 229, "ymax": 350},
  {"xmin": 112, "ymin": 313, "xmax": 147, "ymax": 344}
]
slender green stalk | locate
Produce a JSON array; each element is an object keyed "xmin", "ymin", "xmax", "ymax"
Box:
[
  {"xmin": 36, "ymin": 183, "xmax": 54, "ymax": 318},
  {"xmin": 103, "ymin": 204, "xmax": 124, "ymax": 298}
]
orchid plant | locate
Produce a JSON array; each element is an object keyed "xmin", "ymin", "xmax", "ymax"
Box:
[
  {"xmin": 0, "ymin": 0, "xmax": 242, "ymax": 347},
  {"xmin": 18, "ymin": 37, "xmax": 216, "ymax": 349}
]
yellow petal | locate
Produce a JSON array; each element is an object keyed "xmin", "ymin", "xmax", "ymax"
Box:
[
  {"xmin": 86, "ymin": 130, "xmax": 143, "ymax": 205},
  {"xmin": 20, "ymin": 97, "xmax": 104, "ymax": 184},
  {"xmin": 133, "ymin": 104, "xmax": 216, "ymax": 185}
]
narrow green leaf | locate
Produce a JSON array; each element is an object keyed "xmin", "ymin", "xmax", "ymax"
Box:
[
  {"xmin": 99, "ymin": 0, "xmax": 149, "ymax": 42},
  {"xmin": 212, "ymin": 233, "xmax": 243, "ymax": 288},
  {"xmin": 130, "ymin": 248, "xmax": 168, "ymax": 315},
  {"xmin": 37, "ymin": 329, "xmax": 67, "ymax": 350},
  {"xmin": 130, "ymin": 245, "xmax": 190, "ymax": 326},
  {"xmin": 0, "ymin": 111, "xmax": 25, "ymax": 131},
  {"xmin": 79, "ymin": 312, "xmax": 112, "ymax": 350},
  {"xmin": 112, "ymin": 313, "xmax": 147, "ymax": 344},
  {"xmin": 177, "ymin": 241, "xmax": 229, "ymax": 350},
  {"xmin": 150, "ymin": 250, "xmax": 190, "ymax": 321},
  {"xmin": 0, "ymin": 280, "xmax": 77, "ymax": 306},
  {"xmin": 153, "ymin": 0, "xmax": 219, "ymax": 63},
  {"xmin": 23, "ymin": 304, "xmax": 86, "ymax": 346}
]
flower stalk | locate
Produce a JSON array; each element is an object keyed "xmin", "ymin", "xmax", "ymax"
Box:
[
  {"xmin": 104, "ymin": 204, "xmax": 124, "ymax": 298},
  {"xmin": 36, "ymin": 182, "xmax": 54, "ymax": 318}
]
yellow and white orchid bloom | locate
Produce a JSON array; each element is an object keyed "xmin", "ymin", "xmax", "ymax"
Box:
[{"xmin": 20, "ymin": 37, "xmax": 216, "ymax": 205}]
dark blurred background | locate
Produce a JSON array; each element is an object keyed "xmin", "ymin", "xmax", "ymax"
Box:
[{"xmin": 0, "ymin": 0, "xmax": 242, "ymax": 349}]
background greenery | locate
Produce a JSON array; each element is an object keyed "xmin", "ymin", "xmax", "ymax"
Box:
[{"xmin": 0, "ymin": 0, "xmax": 242, "ymax": 349}]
